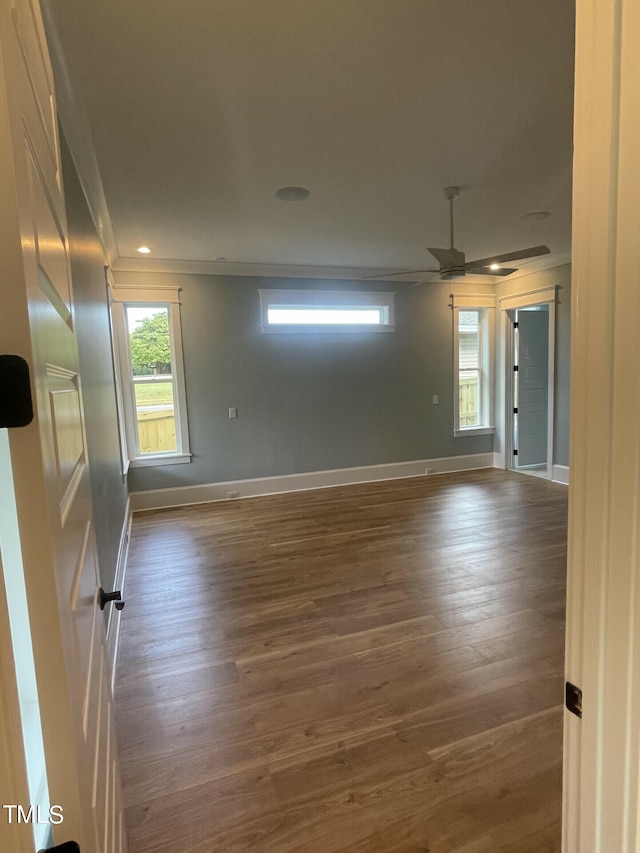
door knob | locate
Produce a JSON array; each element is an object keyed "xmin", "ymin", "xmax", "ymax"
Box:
[{"xmin": 99, "ymin": 587, "xmax": 125, "ymax": 611}]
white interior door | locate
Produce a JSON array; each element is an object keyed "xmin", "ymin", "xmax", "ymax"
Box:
[
  {"xmin": 499, "ymin": 290, "xmax": 556, "ymax": 479},
  {"xmin": 0, "ymin": 1, "xmax": 126, "ymax": 850},
  {"xmin": 514, "ymin": 307, "xmax": 550, "ymax": 470}
]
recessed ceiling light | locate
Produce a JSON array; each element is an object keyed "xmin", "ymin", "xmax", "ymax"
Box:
[
  {"xmin": 137, "ymin": 246, "xmax": 152, "ymax": 254},
  {"xmin": 276, "ymin": 186, "xmax": 310, "ymax": 202},
  {"xmin": 489, "ymin": 263, "xmax": 501, "ymax": 270}
]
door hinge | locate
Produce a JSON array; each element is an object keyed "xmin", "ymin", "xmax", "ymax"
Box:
[
  {"xmin": 513, "ymin": 407, "xmax": 518, "ymax": 414},
  {"xmin": 513, "ymin": 449, "xmax": 518, "ymax": 456},
  {"xmin": 513, "ymin": 364, "xmax": 519, "ymax": 372},
  {"xmin": 565, "ymin": 681, "xmax": 582, "ymax": 718},
  {"xmin": 513, "ymin": 321, "xmax": 519, "ymax": 329}
]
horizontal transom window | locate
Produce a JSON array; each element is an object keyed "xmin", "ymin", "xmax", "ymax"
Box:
[{"xmin": 259, "ymin": 289, "xmax": 395, "ymax": 333}]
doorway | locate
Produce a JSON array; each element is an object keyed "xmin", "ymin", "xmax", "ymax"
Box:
[
  {"xmin": 499, "ymin": 288, "xmax": 556, "ymax": 481},
  {"xmin": 510, "ymin": 305, "xmax": 551, "ymax": 477}
]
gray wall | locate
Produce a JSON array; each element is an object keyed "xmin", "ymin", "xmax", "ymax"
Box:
[
  {"xmin": 120, "ymin": 272, "xmax": 494, "ymax": 492},
  {"xmin": 62, "ymin": 136, "xmax": 129, "ymax": 590}
]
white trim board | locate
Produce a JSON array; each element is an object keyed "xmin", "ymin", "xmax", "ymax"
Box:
[
  {"xmin": 499, "ymin": 285, "xmax": 558, "ymax": 311},
  {"xmin": 552, "ymin": 464, "xmax": 569, "ymax": 485},
  {"xmin": 129, "ymin": 454, "xmax": 495, "ymax": 512},
  {"xmin": 105, "ymin": 499, "xmax": 131, "ymax": 691}
]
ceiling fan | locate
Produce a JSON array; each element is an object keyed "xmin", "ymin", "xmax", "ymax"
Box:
[{"xmin": 367, "ymin": 186, "xmax": 550, "ymax": 282}]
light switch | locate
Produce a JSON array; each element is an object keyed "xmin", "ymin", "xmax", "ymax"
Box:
[
  {"xmin": 432, "ymin": 395, "xmax": 439, "ymax": 405},
  {"xmin": 228, "ymin": 407, "xmax": 237, "ymax": 418}
]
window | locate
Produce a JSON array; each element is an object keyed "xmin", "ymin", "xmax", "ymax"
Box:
[
  {"xmin": 259, "ymin": 289, "xmax": 395, "ymax": 332},
  {"xmin": 106, "ymin": 272, "xmax": 129, "ymax": 477},
  {"xmin": 458, "ymin": 310, "xmax": 482, "ymax": 427},
  {"xmin": 452, "ymin": 294, "xmax": 495, "ymax": 436},
  {"xmin": 111, "ymin": 285, "xmax": 190, "ymax": 466}
]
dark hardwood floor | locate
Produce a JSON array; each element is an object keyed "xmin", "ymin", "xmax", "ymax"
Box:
[{"xmin": 115, "ymin": 468, "xmax": 567, "ymax": 852}]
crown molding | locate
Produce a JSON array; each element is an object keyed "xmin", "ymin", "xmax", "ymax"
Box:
[
  {"xmin": 111, "ymin": 256, "xmax": 398, "ymax": 281},
  {"xmin": 111, "ymin": 251, "xmax": 572, "ymax": 281}
]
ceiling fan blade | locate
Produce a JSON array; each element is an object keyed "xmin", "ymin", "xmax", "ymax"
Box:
[
  {"xmin": 427, "ymin": 247, "xmax": 466, "ymax": 268},
  {"xmin": 464, "ymin": 244, "xmax": 550, "ymax": 270},
  {"xmin": 466, "ymin": 266, "xmax": 518, "ymax": 277},
  {"xmin": 361, "ymin": 267, "xmax": 438, "ymax": 280},
  {"xmin": 408, "ymin": 274, "xmax": 442, "ymax": 288}
]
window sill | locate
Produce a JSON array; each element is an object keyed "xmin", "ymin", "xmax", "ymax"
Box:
[
  {"xmin": 129, "ymin": 452, "xmax": 192, "ymax": 468},
  {"xmin": 120, "ymin": 458, "xmax": 130, "ymax": 481},
  {"xmin": 454, "ymin": 426, "xmax": 495, "ymax": 438}
]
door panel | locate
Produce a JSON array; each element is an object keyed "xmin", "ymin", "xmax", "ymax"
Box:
[
  {"xmin": 47, "ymin": 367, "xmax": 85, "ymax": 523},
  {"xmin": 70, "ymin": 521, "xmax": 99, "ymax": 737},
  {"xmin": 30, "ymin": 151, "xmax": 72, "ymax": 320},
  {"xmin": 0, "ymin": 0, "xmax": 126, "ymax": 849},
  {"xmin": 9, "ymin": 0, "xmax": 62, "ymax": 193}
]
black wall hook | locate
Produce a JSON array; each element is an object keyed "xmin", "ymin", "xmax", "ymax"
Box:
[{"xmin": 0, "ymin": 354, "xmax": 34, "ymax": 427}]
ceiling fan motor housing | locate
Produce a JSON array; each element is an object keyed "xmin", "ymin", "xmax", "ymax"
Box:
[{"xmin": 440, "ymin": 267, "xmax": 466, "ymax": 280}]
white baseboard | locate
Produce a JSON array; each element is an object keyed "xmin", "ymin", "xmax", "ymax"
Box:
[
  {"xmin": 552, "ymin": 464, "xmax": 570, "ymax": 485},
  {"xmin": 106, "ymin": 498, "xmax": 132, "ymax": 691},
  {"xmin": 129, "ymin": 453, "xmax": 495, "ymax": 512},
  {"xmin": 493, "ymin": 451, "xmax": 505, "ymax": 470}
]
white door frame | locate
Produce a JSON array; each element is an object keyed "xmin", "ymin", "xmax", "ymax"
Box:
[
  {"xmin": 0, "ymin": 547, "xmax": 34, "ymax": 853},
  {"xmin": 563, "ymin": 0, "xmax": 640, "ymax": 849},
  {"xmin": 497, "ymin": 286, "xmax": 556, "ymax": 479}
]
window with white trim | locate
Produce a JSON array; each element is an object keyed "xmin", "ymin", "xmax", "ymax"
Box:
[
  {"xmin": 259, "ymin": 289, "xmax": 395, "ymax": 332},
  {"xmin": 106, "ymin": 273, "xmax": 129, "ymax": 478},
  {"xmin": 111, "ymin": 285, "xmax": 191, "ymax": 467},
  {"xmin": 452, "ymin": 294, "xmax": 496, "ymax": 436}
]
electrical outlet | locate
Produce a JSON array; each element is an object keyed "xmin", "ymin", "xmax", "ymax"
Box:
[
  {"xmin": 425, "ymin": 467, "xmax": 433, "ymax": 475},
  {"xmin": 228, "ymin": 407, "xmax": 237, "ymax": 419},
  {"xmin": 227, "ymin": 490, "xmax": 240, "ymax": 499}
]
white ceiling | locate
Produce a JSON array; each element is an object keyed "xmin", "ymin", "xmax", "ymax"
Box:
[{"xmin": 45, "ymin": 0, "xmax": 575, "ymax": 280}]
